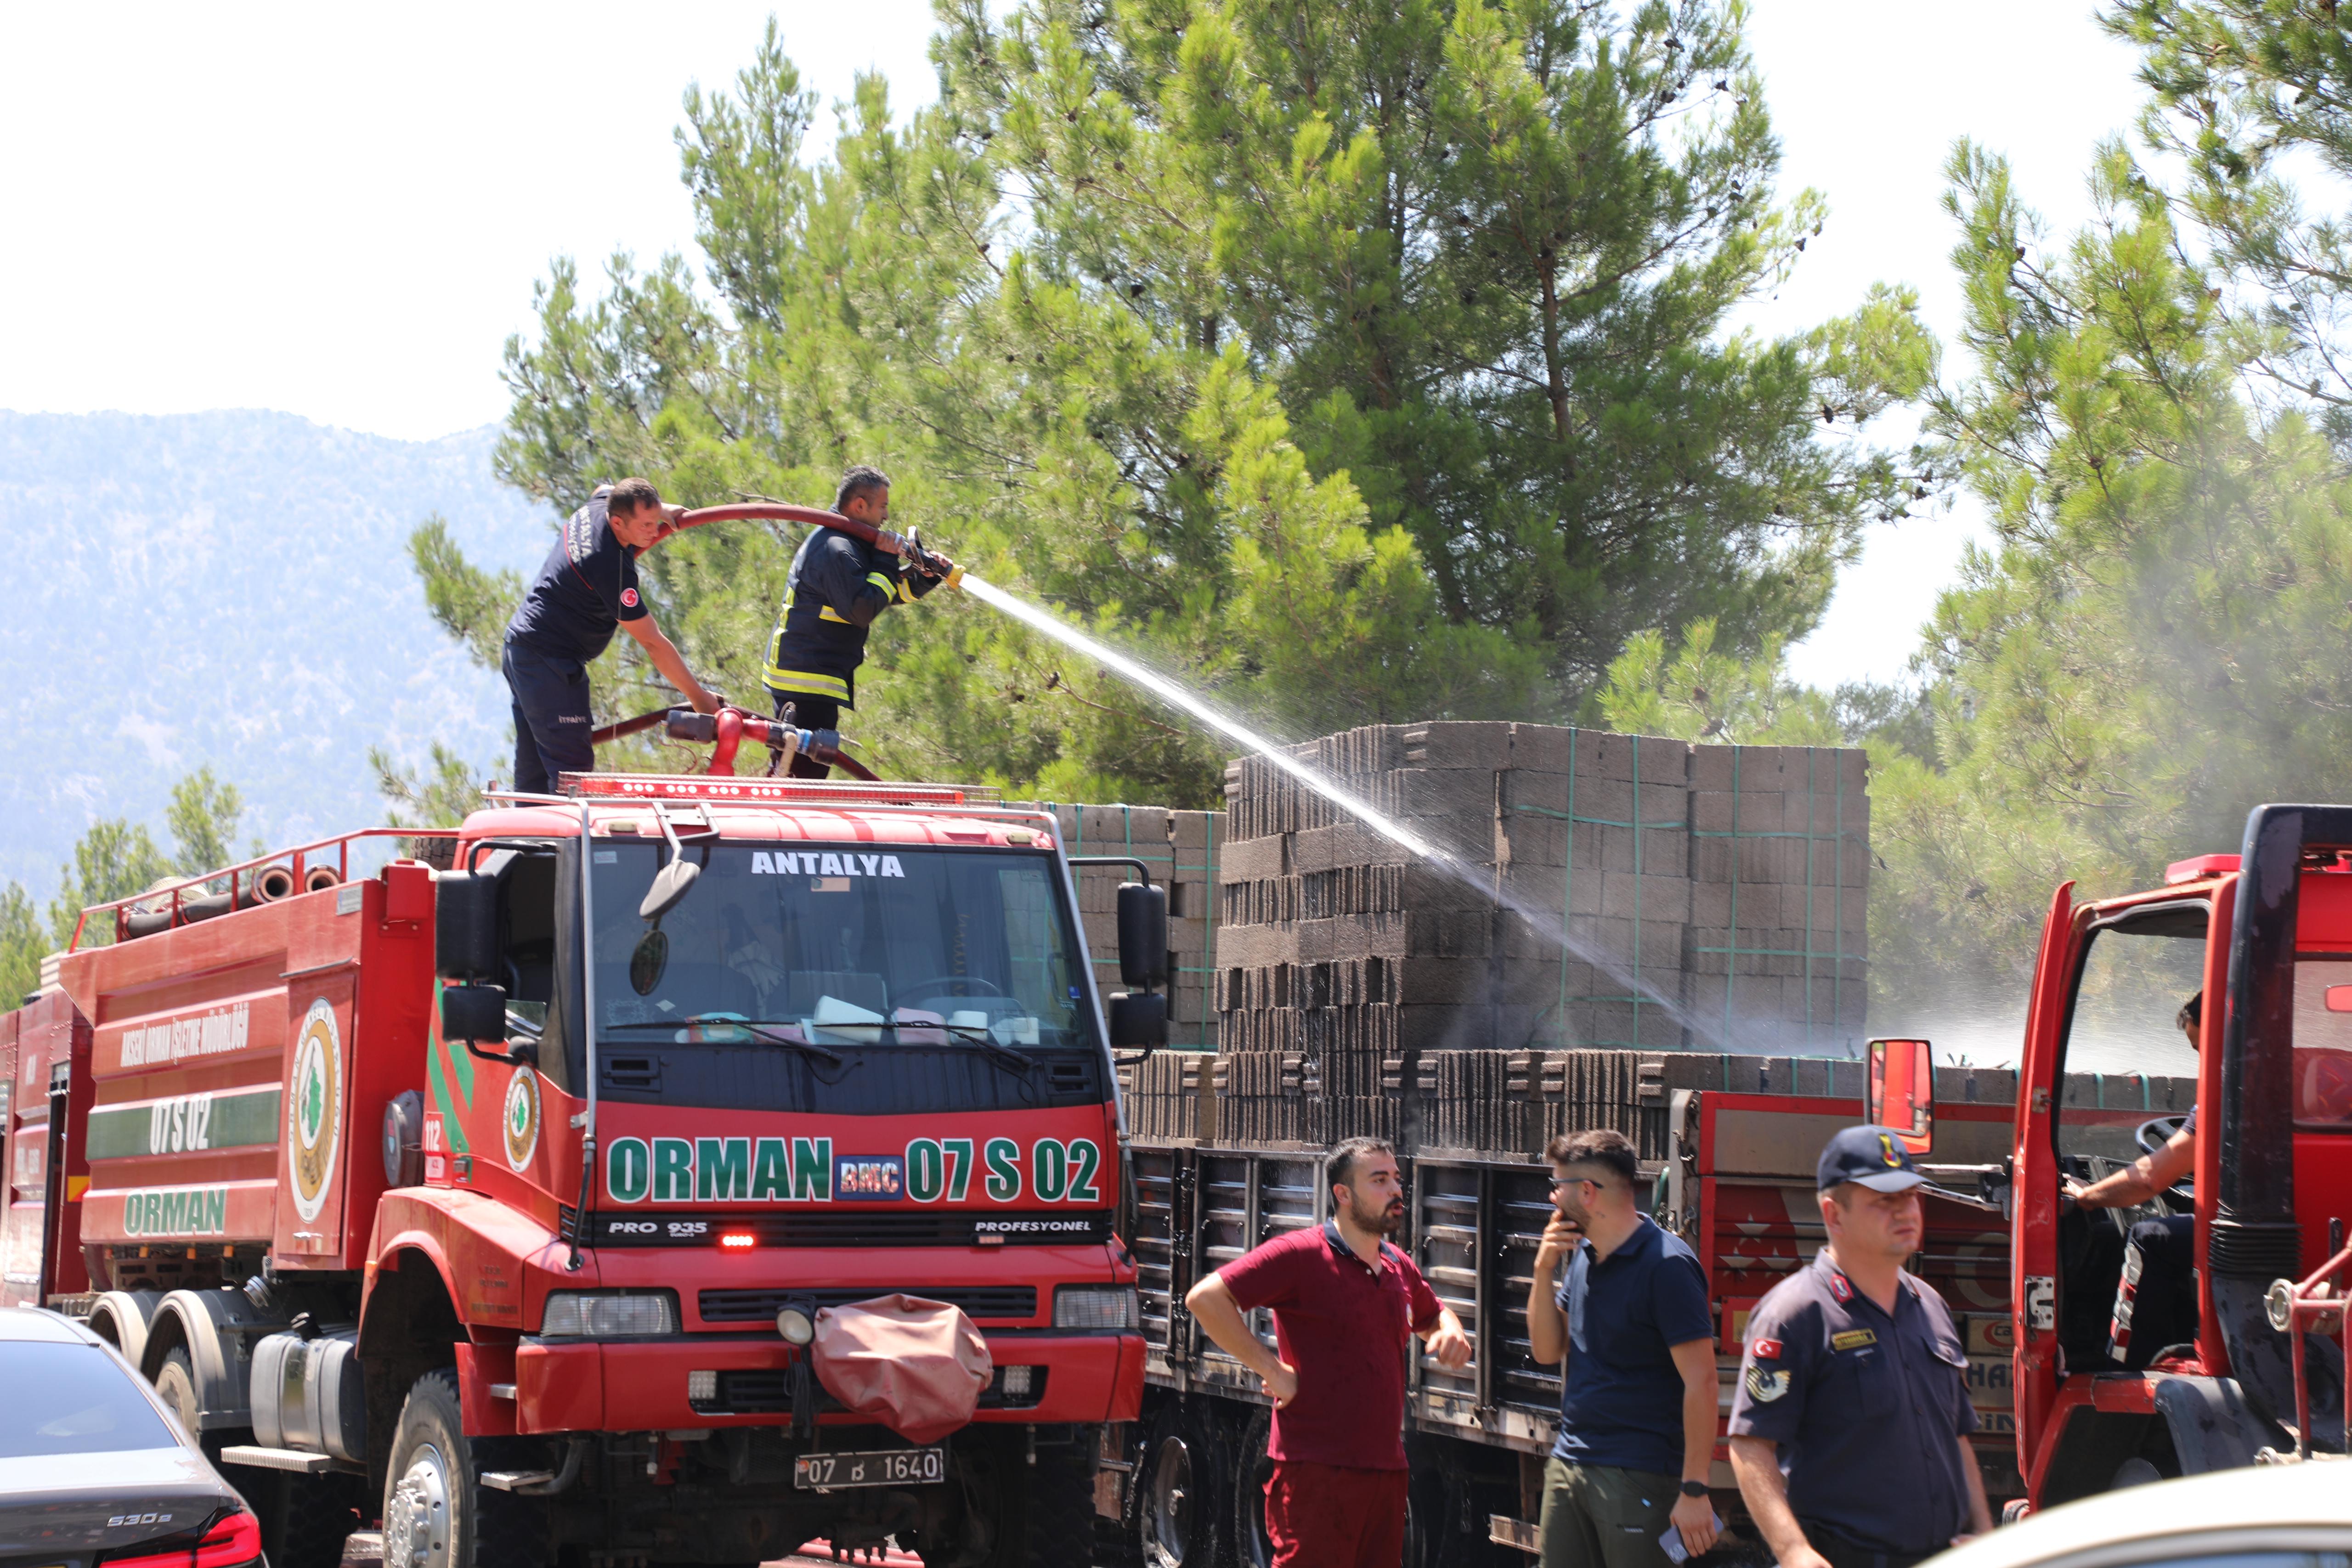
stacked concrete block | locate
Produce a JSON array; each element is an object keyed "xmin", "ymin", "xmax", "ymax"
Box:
[
  {"xmin": 1410, "ymin": 1049, "xmax": 1673, "ymax": 1159},
  {"xmin": 1205, "ymin": 720, "xmax": 1871, "ymax": 1159},
  {"xmin": 1120, "ymin": 1050, "xmax": 1218, "ymax": 1140},
  {"xmin": 1040, "ymin": 801, "xmax": 1220, "ymax": 1051},
  {"xmin": 1684, "ymin": 746, "xmax": 1869, "ymax": 1053}
]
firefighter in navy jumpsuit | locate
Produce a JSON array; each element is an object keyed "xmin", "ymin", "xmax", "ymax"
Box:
[{"xmin": 761, "ymin": 466, "xmax": 953, "ymax": 777}]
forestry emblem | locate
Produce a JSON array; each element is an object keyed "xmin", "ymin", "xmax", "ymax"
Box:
[{"xmin": 288, "ymin": 998, "xmax": 344, "ymax": 1221}]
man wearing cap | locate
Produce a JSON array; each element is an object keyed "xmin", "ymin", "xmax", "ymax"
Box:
[{"xmin": 1728, "ymin": 1127, "xmax": 1990, "ymax": 1568}]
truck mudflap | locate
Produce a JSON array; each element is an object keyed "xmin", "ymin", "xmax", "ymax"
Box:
[
  {"xmin": 507, "ymin": 1332, "xmax": 1144, "ymax": 1435},
  {"xmin": 2151, "ymin": 1375, "xmax": 2289, "ymax": 1474}
]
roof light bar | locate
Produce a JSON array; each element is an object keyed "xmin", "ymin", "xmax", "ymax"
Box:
[{"xmin": 554, "ymin": 772, "xmax": 998, "ymax": 808}]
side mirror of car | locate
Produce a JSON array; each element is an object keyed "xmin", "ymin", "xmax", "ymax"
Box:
[{"xmin": 1866, "ymin": 1037, "xmax": 1935, "ymax": 1156}]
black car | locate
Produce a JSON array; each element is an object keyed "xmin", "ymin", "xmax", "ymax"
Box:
[{"xmin": 0, "ymin": 1306, "xmax": 263, "ymax": 1567}]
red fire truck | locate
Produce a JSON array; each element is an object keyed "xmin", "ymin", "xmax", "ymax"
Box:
[{"xmin": 0, "ymin": 765, "xmax": 1162, "ymax": 1567}]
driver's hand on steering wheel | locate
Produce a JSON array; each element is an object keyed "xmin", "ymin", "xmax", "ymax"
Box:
[{"xmin": 2061, "ymin": 1176, "xmax": 2092, "ymax": 1210}]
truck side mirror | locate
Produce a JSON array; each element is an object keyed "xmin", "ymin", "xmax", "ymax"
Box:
[
  {"xmin": 441, "ymin": 984, "xmax": 509, "ymax": 1045},
  {"xmin": 1866, "ymin": 1038, "xmax": 1935, "ymax": 1156},
  {"xmin": 1109, "ymin": 991, "xmax": 1168, "ymax": 1050},
  {"xmin": 435, "ymin": 871, "xmax": 499, "ymax": 982},
  {"xmin": 1117, "ymin": 882, "xmax": 1169, "ymax": 989}
]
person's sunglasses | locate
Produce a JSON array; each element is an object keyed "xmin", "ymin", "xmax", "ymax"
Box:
[{"xmin": 1548, "ymin": 1175, "xmax": 1596, "ymax": 1192}]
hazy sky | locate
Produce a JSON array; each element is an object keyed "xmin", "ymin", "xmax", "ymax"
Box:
[{"xmin": 0, "ymin": 2, "xmax": 2152, "ymax": 688}]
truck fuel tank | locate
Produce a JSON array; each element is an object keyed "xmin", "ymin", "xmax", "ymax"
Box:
[{"xmin": 250, "ymin": 1327, "xmax": 365, "ymax": 1463}]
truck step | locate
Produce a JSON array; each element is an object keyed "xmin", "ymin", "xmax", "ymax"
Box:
[
  {"xmin": 219, "ymin": 1444, "xmax": 361, "ymax": 1475},
  {"xmin": 1489, "ymin": 1515, "xmax": 1539, "ymax": 1556}
]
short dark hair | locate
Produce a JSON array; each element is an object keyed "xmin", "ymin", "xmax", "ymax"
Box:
[
  {"xmin": 2179, "ymin": 990, "xmax": 2203, "ymax": 1037},
  {"xmin": 1328, "ymin": 1137, "xmax": 1394, "ymax": 1190},
  {"xmin": 608, "ymin": 476, "xmax": 663, "ymax": 517},
  {"xmin": 835, "ymin": 465, "xmax": 890, "ymax": 513},
  {"xmin": 1544, "ymin": 1129, "xmax": 1639, "ymax": 1189}
]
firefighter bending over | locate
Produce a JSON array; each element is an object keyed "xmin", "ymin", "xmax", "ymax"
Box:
[
  {"xmin": 503, "ymin": 477, "xmax": 718, "ymax": 795},
  {"xmin": 761, "ymin": 465, "xmax": 956, "ymax": 778}
]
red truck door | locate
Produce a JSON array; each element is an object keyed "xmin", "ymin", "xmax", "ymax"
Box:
[{"xmin": 2012, "ymin": 880, "xmax": 2077, "ymax": 1472}]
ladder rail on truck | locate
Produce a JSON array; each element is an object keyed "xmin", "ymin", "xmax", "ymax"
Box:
[
  {"xmin": 2007, "ymin": 808, "xmax": 2352, "ymax": 1511},
  {"xmin": 0, "ymin": 773, "xmax": 1165, "ymax": 1568}
]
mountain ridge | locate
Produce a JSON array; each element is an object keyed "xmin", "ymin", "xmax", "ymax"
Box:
[{"xmin": 2, "ymin": 408, "xmax": 551, "ymax": 893}]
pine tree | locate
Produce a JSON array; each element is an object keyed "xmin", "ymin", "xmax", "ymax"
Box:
[{"xmin": 412, "ymin": 3, "xmax": 1923, "ymax": 803}]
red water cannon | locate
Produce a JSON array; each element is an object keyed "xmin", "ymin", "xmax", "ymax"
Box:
[{"xmin": 662, "ymin": 705, "xmax": 879, "ymax": 781}]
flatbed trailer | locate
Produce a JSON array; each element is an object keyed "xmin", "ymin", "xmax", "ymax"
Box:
[{"xmin": 1116, "ymin": 1050, "xmax": 2187, "ymax": 1568}]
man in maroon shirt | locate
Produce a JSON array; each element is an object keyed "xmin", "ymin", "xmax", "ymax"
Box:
[{"xmin": 1186, "ymin": 1137, "xmax": 1473, "ymax": 1567}]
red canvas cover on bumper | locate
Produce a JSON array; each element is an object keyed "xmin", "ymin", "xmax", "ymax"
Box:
[{"xmin": 809, "ymin": 1294, "xmax": 993, "ymax": 1444}]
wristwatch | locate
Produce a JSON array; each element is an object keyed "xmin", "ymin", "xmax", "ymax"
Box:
[{"xmin": 1679, "ymin": 1480, "xmax": 1710, "ymax": 1499}]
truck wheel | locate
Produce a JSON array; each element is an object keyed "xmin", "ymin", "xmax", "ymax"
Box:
[
  {"xmin": 381, "ymin": 1368, "xmax": 548, "ymax": 1568},
  {"xmin": 153, "ymin": 1348, "xmax": 204, "ymax": 1444},
  {"xmin": 962, "ymin": 1433, "xmax": 1097, "ymax": 1568},
  {"xmin": 1138, "ymin": 1406, "xmax": 1216, "ymax": 1568},
  {"xmin": 1230, "ymin": 1410, "xmax": 1274, "ymax": 1568},
  {"xmin": 245, "ymin": 1469, "xmax": 362, "ymax": 1568}
]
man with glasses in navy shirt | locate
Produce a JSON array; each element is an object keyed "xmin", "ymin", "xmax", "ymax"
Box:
[{"xmin": 1527, "ymin": 1128, "xmax": 1721, "ymax": 1568}]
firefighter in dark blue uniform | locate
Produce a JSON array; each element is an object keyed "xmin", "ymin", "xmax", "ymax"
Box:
[
  {"xmin": 1728, "ymin": 1127, "xmax": 1992, "ymax": 1568},
  {"xmin": 503, "ymin": 476, "xmax": 718, "ymax": 795},
  {"xmin": 761, "ymin": 465, "xmax": 955, "ymax": 777}
]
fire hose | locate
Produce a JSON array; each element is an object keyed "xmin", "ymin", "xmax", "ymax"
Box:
[
  {"xmin": 671, "ymin": 501, "xmax": 964, "ymax": 587},
  {"xmin": 584, "ymin": 502, "xmax": 955, "ymax": 779},
  {"xmin": 587, "ymin": 703, "xmax": 876, "ymax": 780}
]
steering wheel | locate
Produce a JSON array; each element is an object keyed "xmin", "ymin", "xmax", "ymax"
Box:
[
  {"xmin": 2135, "ymin": 1115, "xmax": 2195, "ymax": 1209},
  {"xmin": 897, "ymin": 975, "xmax": 1017, "ymax": 1010}
]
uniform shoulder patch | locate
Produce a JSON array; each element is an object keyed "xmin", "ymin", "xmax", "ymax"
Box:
[
  {"xmin": 621, "ymin": 587, "xmax": 640, "ymax": 608},
  {"xmin": 1744, "ymin": 1363, "xmax": 1792, "ymax": 1403},
  {"xmin": 1749, "ymin": 1337, "xmax": 1783, "ymax": 1360},
  {"xmin": 1827, "ymin": 1270, "xmax": 1854, "ymax": 1303},
  {"xmin": 1830, "ymin": 1328, "xmax": 1878, "ymax": 1352}
]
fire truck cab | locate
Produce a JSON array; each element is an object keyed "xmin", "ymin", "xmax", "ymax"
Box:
[{"xmin": 2004, "ymin": 803, "xmax": 2352, "ymax": 1507}]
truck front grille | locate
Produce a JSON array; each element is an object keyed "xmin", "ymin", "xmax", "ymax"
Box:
[
  {"xmin": 698, "ymin": 1286, "xmax": 1039, "ymax": 1324},
  {"xmin": 690, "ymin": 1364, "xmax": 1048, "ymax": 1415}
]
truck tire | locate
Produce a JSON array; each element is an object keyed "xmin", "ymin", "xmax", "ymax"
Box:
[
  {"xmin": 381, "ymin": 1368, "xmax": 548, "ymax": 1568},
  {"xmin": 1229, "ymin": 1410, "xmax": 1274, "ymax": 1568},
  {"xmin": 963, "ymin": 1433, "xmax": 1097, "ymax": 1568},
  {"xmin": 1137, "ymin": 1404, "xmax": 1219, "ymax": 1568},
  {"xmin": 245, "ymin": 1469, "xmax": 362, "ymax": 1568},
  {"xmin": 153, "ymin": 1348, "xmax": 207, "ymax": 1450}
]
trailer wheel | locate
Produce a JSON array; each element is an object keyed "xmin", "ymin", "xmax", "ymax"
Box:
[
  {"xmin": 381, "ymin": 1368, "xmax": 548, "ymax": 1568},
  {"xmin": 1138, "ymin": 1406, "xmax": 1214, "ymax": 1568},
  {"xmin": 151, "ymin": 1347, "xmax": 215, "ymax": 1455},
  {"xmin": 1230, "ymin": 1409, "xmax": 1275, "ymax": 1568}
]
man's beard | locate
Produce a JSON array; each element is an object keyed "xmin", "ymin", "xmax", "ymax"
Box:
[{"xmin": 1348, "ymin": 1196, "xmax": 1407, "ymax": 1236}]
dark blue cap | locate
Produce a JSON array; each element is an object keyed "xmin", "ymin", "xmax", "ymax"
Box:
[{"xmin": 1818, "ymin": 1126, "xmax": 1927, "ymax": 1193}]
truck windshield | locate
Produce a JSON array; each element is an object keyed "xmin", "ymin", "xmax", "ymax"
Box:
[{"xmin": 587, "ymin": 841, "xmax": 1090, "ymax": 1051}]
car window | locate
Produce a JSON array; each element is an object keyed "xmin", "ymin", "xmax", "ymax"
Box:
[{"xmin": 0, "ymin": 1342, "xmax": 180, "ymax": 1457}]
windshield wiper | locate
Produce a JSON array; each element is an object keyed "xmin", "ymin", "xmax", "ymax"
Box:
[
  {"xmin": 606, "ymin": 1017, "xmax": 843, "ymax": 1066},
  {"xmin": 933, "ymin": 1021, "xmax": 1037, "ymax": 1072}
]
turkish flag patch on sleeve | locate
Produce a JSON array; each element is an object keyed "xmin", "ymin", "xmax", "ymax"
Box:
[
  {"xmin": 621, "ymin": 587, "xmax": 640, "ymax": 608},
  {"xmin": 1750, "ymin": 1337, "xmax": 1782, "ymax": 1360}
]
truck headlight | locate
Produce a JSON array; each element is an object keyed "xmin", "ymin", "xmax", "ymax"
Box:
[
  {"xmin": 541, "ymin": 1290, "xmax": 678, "ymax": 1337},
  {"xmin": 1052, "ymin": 1285, "xmax": 1139, "ymax": 1331}
]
